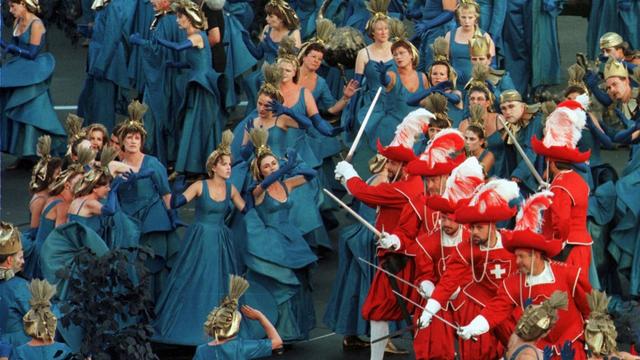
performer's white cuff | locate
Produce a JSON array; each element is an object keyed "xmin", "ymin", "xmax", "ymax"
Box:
[
  {"xmin": 425, "ymin": 298, "xmax": 441, "ymax": 315},
  {"xmin": 468, "ymin": 315, "xmax": 489, "ymax": 334},
  {"xmin": 419, "ymin": 280, "xmax": 435, "ymax": 298}
]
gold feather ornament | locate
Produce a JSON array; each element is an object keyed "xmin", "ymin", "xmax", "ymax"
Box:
[
  {"xmin": 585, "ymin": 290, "xmax": 618, "ymax": 357},
  {"xmin": 206, "ymin": 130, "xmax": 234, "ymax": 177},
  {"xmin": 29, "ymin": 135, "xmax": 53, "ymax": 192},
  {"xmin": 204, "ymin": 275, "xmax": 250, "ymax": 341},
  {"xmin": 23, "ymin": 279, "xmax": 58, "ymax": 343},
  {"xmin": 515, "ymin": 290, "xmax": 568, "ymax": 341}
]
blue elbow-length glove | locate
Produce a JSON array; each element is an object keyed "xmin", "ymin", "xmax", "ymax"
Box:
[
  {"xmin": 586, "ymin": 115, "xmax": 614, "ymax": 148},
  {"xmin": 375, "ymin": 61, "xmax": 393, "ymax": 87},
  {"xmin": 0, "ymin": 39, "xmax": 39, "ymax": 60},
  {"xmin": 413, "ymin": 11, "xmax": 454, "ymax": 38},
  {"xmin": 311, "ymin": 114, "xmax": 343, "ymax": 137},
  {"xmin": 406, "ymin": 81, "xmax": 454, "ymax": 106},
  {"xmin": 101, "ymin": 177, "xmax": 124, "ymax": 216},
  {"xmin": 584, "ymin": 70, "xmax": 613, "ymax": 107},
  {"xmin": 258, "ymin": 148, "xmax": 298, "ymax": 189},
  {"xmin": 169, "ymin": 175, "xmax": 189, "ymax": 209},
  {"xmin": 613, "ymin": 109, "xmax": 640, "ymax": 144},
  {"xmin": 266, "ymin": 100, "xmax": 313, "ymax": 129},
  {"xmin": 241, "ymin": 31, "xmax": 265, "ymax": 59},
  {"xmin": 157, "ymin": 37, "xmax": 193, "ymax": 51},
  {"xmin": 129, "ymin": 33, "xmax": 149, "ymax": 46}
]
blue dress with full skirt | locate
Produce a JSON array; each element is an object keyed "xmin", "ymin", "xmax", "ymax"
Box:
[
  {"xmin": 12, "ymin": 342, "xmax": 72, "ymax": 360},
  {"xmin": 192, "ymin": 338, "xmax": 272, "ymax": 360}
]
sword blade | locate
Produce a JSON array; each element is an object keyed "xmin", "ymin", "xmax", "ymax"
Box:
[
  {"xmin": 370, "ymin": 324, "xmax": 417, "ymax": 344},
  {"xmin": 357, "ymin": 256, "xmax": 420, "ymax": 292},
  {"xmin": 323, "ymin": 189, "xmax": 381, "ymax": 237},
  {"xmin": 499, "ymin": 117, "xmax": 548, "ymax": 189},
  {"xmin": 346, "ymin": 86, "xmax": 383, "ymax": 162}
]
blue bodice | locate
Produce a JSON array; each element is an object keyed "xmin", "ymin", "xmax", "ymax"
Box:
[{"xmin": 195, "ymin": 180, "xmax": 231, "ymax": 225}]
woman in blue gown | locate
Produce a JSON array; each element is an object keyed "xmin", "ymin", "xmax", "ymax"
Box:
[
  {"xmin": 243, "ymin": 129, "xmax": 318, "ymax": 343},
  {"xmin": 13, "ymin": 279, "xmax": 72, "ymax": 360},
  {"xmin": 115, "ymin": 102, "xmax": 180, "ymax": 301},
  {"xmin": 241, "ymin": 0, "xmax": 302, "ymax": 116},
  {"xmin": 21, "ymin": 137, "xmax": 63, "ymax": 280},
  {"xmin": 0, "ymin": 0, "xmax": 66, "ymax": 159},
  {"xmin": 76, "ymin": 0, "xmax": 136, "ymax": 132},
  {"xmin": 154, "ymin": 0, "xmax": 225, "ymax": 175},
  {"xmin": 127, "ymin": 0, "xmax": 155, "ymax": 95},
  {"xmin": 153, "ymin": 131, "xmax": 249, "ymax": 345},
  {"xmin": 444, "ymin": 1, "xmax": 495, "ymax": 90},
  {"xmin": 410, "ymin": 0, "xmax": 457, "ymax": 72},
  {"xmin": 128, "ymin": 0, "xmax": 187, "ymax": 166}
]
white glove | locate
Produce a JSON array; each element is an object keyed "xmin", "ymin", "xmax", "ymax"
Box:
[
  {"xmin": 449, "ymin": 286, "xmax": 461, "ymax": 300},
  {"xmin": 379, "ymin": 232, "xmax": 401, "ymax": 250},
  {"xmin": 334, "ymin": 160, "xmax": 359, "ymax": 181},
  {"xmin": 457, "ymin": 315, "xmax": 489, "ymax": 340},
  {"xmin": 419, "ymin": 280, "xmax": 435, "ymax": 298},
  {"xmin": 418, "ymin": 298, "xmax": 441, "ymax": 328}
]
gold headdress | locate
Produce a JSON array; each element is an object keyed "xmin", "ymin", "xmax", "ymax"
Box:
[
  {"xmin": 603, "ymin": 57, "xmax": 629, "ymax": 79},
  {"xmin": 599, "ymin": 32, "xmax": 624, "ymax": 50},
  {"xmin": 249, "ymin": 128, "xmax": 275, "ymax": 180},
  {"xmin": 171, "ymin": 0, "xmax": 207, "ymax": 30},
  {"xmin": 23, "ymin": 279, "xmax": 57, "ymax": 343},
  {"xmin": 368, "ymin": 154, "xmax": 388, "ymax": 174},
  {"xmin": 468, "ymin": 103, "xmax": 486, "ymax": 132},
  {"xmin": 205, "ymin": 130, "xmax": 234, "ymax": 177},
  {"xmin": 73, "ymin": 146, "xmax": 119, "ymax": 196},
  {"xmin": 389, "ymin": 18, "xmax": 419, "ymax": 68},
  {"xmin": 119, "ymin": 100, "xmax": 149, "ymax": 143},
  {"xmin": 277, "ymin": 35, "xmax": 300, "ymax": 68},
  {"xmin": 29, "ymin": 135, "xmax": 53, "ymax": 192},
  {"xmin": 258, "ymin": 63, "xmax": 284, "ymax": 103},
  {"xmin": 584, "ymin": 290, "xmax": 618, "ymax": 357},
  {"xmin": 0, "ymin": 222, "xmax": 22, "ymax": 256},
  {"xmin": 469, "ymin": 36, "xmax": 491, "ymax": 58},
  {"xmin": 22, "ymin": 0, "xmax": 41, "ymax": 13},
  {"xmin": 265, "ymin": 0, "xmax": 300, "ymax": 30},
  {"xmin": 420, "ymin": 93, "xmax": 451, "ymax": 128},
  {"xmin": 566, "ymin": 63, "xmax": 588, "ymax": 93},
  {"xmin": 365, "ymin": 0, "xmax": 390, "ymax": 36},
  {"xmin": 430, "ymin": 37, "xmax": 458, "ymax": 87},
  {"xmin": 64, "ymin": 113, "xmax": 86, "ymax": 154},
  {"xmin": 204, "ymin": 275, "xmax": 250, "ymax": 341},
  {"xmin": 458, "ymin": 0, "xmax": 480, "ymax": 13},
  {"xmin": 465, "ymin": 63, "xmax": 494, "ymax": 105},
  {"xmin": 499, "ymin": 89, "xmax": 523, "ymax": 104},
  {"xmin": 49, "ymin": 147, "xmax": 95, "ymax": 195},
  {"xmin": 298, "ymin": 19, "xmax": 335, "ymax": 61},
  {"xmin": 515, "ymin": 291, "xmax": 568, "ymax": 341}
]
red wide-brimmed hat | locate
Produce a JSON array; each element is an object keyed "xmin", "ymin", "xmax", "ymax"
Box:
[
  {"xmin": 502, "ymin": 191, "xmax": 562, "ymax": 258},
  {"xmin": 406, "ymin": 128, "xmax": 466, "ymax": 177},
  {"xmin": 532, "ymin": 99, "xmax": 591, "ymax": 164},
  {"xmin": 377, "ymin": 108, "xmax": 433, "ymax": 162},
  {"xmin": 454, "ymin": 179, "xmax": 520, "ymax": 224},
  {"xmin": 427, "ymin": 157, "xmax": 485, "ymax": 215}
]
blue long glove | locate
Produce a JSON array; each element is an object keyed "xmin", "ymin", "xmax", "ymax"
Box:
[
  {"xmin": 413, "ymin": 11, "xmax": 454, "ymax": 38},
  {"xmin": 241, "ymin": 190, "xmax": 254, "ymax": 214},
  {"xmin": 441, "ymin": 91, "xmax": 461, "ymax": 105},
  {"xmin": 3, "ymin": 42, "xmax": 39, "ymax": 60},
  {"xmin": 266, "ymin": 100, "xmax": 313, "ymax": 129},
  {"xmin": 288, "ymin": 167, "xmax": 317, "ymax": 181},
  {"xmin": 542, "ymin": 346, "xmax": 554, "ymax": 360},
  {"xmin": 157, "ymin": 37, "xmax": 193, "ymax": 51},
  {"xmin": 242, "ymin": 31, "xmax": 264, "ymax": 59},
  {"xmin": 586, "ymin": 115, "xmax": 614, "ymax": 148},
  {"xmin": 613, "ymin": 109, "xmax": 640, "ymax": 144},
  {"xmin": 584, "ymin": 70, "xmax": 613, "ymax": 107},
  {"xmin": 129, "ymin": 33, "xmax": 149, "ymax": 46},
  {"xmin": 76, "ymin": 24, "xmax": 93, "ymax": 38},
  {"xmin": 560, "ymin": 341, "xmax": 575, "ymax": 360},
  {"xmin": 375, "ymin": 61, "xmax": 393, "ymax": 87},
  {"xmin": 259, "ymin": 148, "xmax": 297, "ymax": 189},
  {"xmin": 310, "ymin": 114, "xmax": 343, "ymax": 136},
  {"xmin": 101, "ymin": 177, "xmax": 125, "ymax": 216},
  {"xmin": 405, "ymin": 6, "xmax": 423, "ymax": 20},
  {"xmin": 406, "ymin": 81, "xmax": 454, "ymax": 106},
  {"xmin": 123, "ymin": 168, "xmax": 154, "ymax": 184},
  {"xmin": 618, "ymin": 0, "xmax": 632, "ymax": 11},
  {"xmin": 169, "ymin": 175, "xmax": 188, "ymax": 209}
]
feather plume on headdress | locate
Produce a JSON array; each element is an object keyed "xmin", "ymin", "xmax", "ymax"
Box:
[
  {"xmin": 468, "ymin": 104, "xmax": 486, "ymax": 130},
  {"xmin": 541, "ymin": 103, "xmax": 586, "ymax": 150},
  {"xmin": 388, "ymin": 18, "xmax": 406, "ymax": 42},
  {"xmin": 465, "ymin": 64, "xmax": 493, "ymax": 104},
  {"xmin": 249, "ymin": 128, "xmax": 275, "ymax": 180},
  {"xmin": 314, "ymin": 18, "xmax": 334, "ymax": 45},
  {"xmin": 204, "ymin": 275, "xmax": 250, "ymax": 341},
  {"xmin": 468, "ymin": 179, "xmax": 520, "ymax": 211},
  {"xmin": 206, "ymin": 130, "xmax": 234, "ymax": 177},
  {"xmin": 416, "ymin": 128, "xmax": 465, "ymax": 168},
  {"xmin": 431, "ymin": 37, "xmax": 449, "ymax": 63},
  {"xmin": 420, "ymin": 93, "xmax": 451, "ymax": 127},
  {"xmin": 441, "ymin": 157, "xmax": 485, "ymax": 204},
  {"xmin": 365, "ymin": 0, "xmax": 390, "ymax": 34},
  {"xmin": 29, "ymin": 135, "xmax": 53, "ymax": 192},
  {"xmin": 171, "ymin": 0, "xmax": 207, "ymax": 29},
  {"xmin": 513, "ymin": 191, "xmax": 553, "ymax": 232},
  {"xmin": 23, "ymin": 279, "xmax": 58, "ymax": 342},
  {"xmin": 119, "ymin": 100, "xmax": 148, "ymax": 140},
  {"xmin": 64, "ymin": 113, "xmax": 86, "ymax": 145},
  {"xmin": 388, "ymin": 109, "xmax": 432, "ymax": 149},
  {"xmin": 567, "ymin": 64, "xmax": 587, "ymax": 89},
  {"xmin": 277, "ymin": 35, "xmax": 299, "ymax": 64},
  {"xmin": 585, "ymin": 290, "xmax": 618, "ymax": 357}
]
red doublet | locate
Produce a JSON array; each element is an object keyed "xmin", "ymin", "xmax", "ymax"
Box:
[
  {"xmin": 480, "ymin": 261, "xmax": 592, "ymax": 359},
  {"xmin": 410, "ymin": 228, "xmax": 469, "ymax": 360},
  {"xmin": 430, "ymin": 236, "xmax": 518, "ymax": 359},
  {"xmin": 349, "ymin": 175, "xmax": 424, "ymax": 321},
  {"xmin": 541, "ymin": 170, "xmax": 592, "ymax": 271}
]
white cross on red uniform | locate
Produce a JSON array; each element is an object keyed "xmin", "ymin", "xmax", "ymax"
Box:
[{"xmin": 490, "ymin": 264, "xmax": 506, "ymax": 279}]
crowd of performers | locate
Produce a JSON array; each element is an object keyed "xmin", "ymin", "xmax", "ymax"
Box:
[{"xmin": 2, "ymin": 0, "xmax": 640, "ymax": 358}]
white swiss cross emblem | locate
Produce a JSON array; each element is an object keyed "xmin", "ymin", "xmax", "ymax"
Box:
[{"xmin": 490, "ymin": 264, "xmax": 507, "ymax": 279}]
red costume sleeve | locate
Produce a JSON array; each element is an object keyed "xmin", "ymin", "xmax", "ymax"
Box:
[
  {"xmin": 431, "ymin": 242, "xmax": 472, "ymax": 305},
  {"xmin": 549, "ymin": 187, "xmax": 572, "ymax": 240},
  {"xmin": 346, "ymin": 177, "xmax": 410, "ymax": 208},
  {"xmin": 412, "ymin": 235, "xmax": 438, "ymax": 285},
  {"xmin": 480, "ymin": 278, "xmax": 518, "ymax": 328}
]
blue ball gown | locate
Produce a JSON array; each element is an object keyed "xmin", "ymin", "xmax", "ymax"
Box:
[
  {"xmin": 77, "ymin": 0, "xmax": 136, "ymax": 132},
  {"xmin": 221, "ymin": 13, "xmax": 258, "ymax": 110},
  {"xmin": 12, "ymin": 342, "xmax": 72, "ymax": 360},
  {"xmin": 138, "ymin": 12, "xmax": 187, "ymax": 165},
  {"xmin": 587, "ymin": 0, "xmax": 639, "ymax": 60},
  {"xmin": 22, "ymin": 198, "xmax": 63, "ymax": 280},
  {"xmin": 127, "ymin": 0, "xmax": 155, "ymax": 94},
  {"xmin": 192, "ymin": 338, "xmax": 272, "ymax": 360},
  {"xmin": 20, "ymin": 195, "xmax": 48, "ymax": 280},
  {"xmin": 477, "ymin": 0, "xmax": 506, "ymax": 54},
  {"xmin": 0, "ymin": 20, "xmax": 65, "ymax": 157},
  {"xmin": 0, "ymin": 275, "xmax": 31, "ymax": 347},
  {"xmin": 116, "ymin": 155, "xmax": 180, "ymax": 300},
  {"xmin": 243, "ymin": 184, "xmax": 318, "ymax": 342},
  {"xmin": 174, "ymin": 31, "xmax": 226, "ymax": 175},
  {"xmin": 67, "ymin": 199, "xmax": 141, "ymax": 250},
  {"xmin": 416, "ymin": 1, "xmax": 456, "ymax": 72}
]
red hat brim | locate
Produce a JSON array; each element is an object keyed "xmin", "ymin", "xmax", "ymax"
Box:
[
  {"xmin": 376, "ymin": 139, "xmax": 417, "ymax": 163},
  {"xmin": 531, "ymin": 137, "xmax": 591, "ymax": 164},
  {"xmin": 501, "ymin": 229, "xmax": 563, "ymax": 258},
  {"xmin": 453, "ymin": 198, "xmax": 518, "ymax": 224},
  {"xmin": 405, "ymin": 153, "xmax": 466, "ymax": 177},
  {"xmin": 427, "ymin": 194, "xmax": 456, "ymax": 214}
]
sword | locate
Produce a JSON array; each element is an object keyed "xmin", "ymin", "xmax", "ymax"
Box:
[
  {"xmin": 391, "ymin": 290, "xmax": 478, "ymax": 342},
  {"xmin": 499, "ymin": 117, "xmax": 548, "ymax": 189},
  {"xmin": 323, "ymin": 189, "xmax": 381, "ymax": 237},
  {"xmin": 345, "ymin": 86, "xmax": 383, "ymax": 162},
  {"xmin": 358, "ymin": 257, "xmax": 422, "ymax": 293},
  {"xmin": 370, "ymin": 324, "xmax": 417, "ymax": 343}
]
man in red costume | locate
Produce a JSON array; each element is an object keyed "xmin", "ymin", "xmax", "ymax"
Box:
[
  {"xmin": 457, "ymin": 191, "xmax": 592, "ymax": 359},
  {"xmin": 418, "ymin": 178, "xmax": 521, "ymax": 360},
  {"xmin": 531, "ymin": 99, "xmax": 593, "ymax": 273},
  {"xmin": 334, "ymin": 109, "xmax": 431, "ymax": 358},
  {"xmin": 410, "ymin": 157, "xmax": 485, "ymax": 360}
]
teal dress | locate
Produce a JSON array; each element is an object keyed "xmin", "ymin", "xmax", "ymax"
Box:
[
  {"xmin": 417, "ymin": 1, "xmax": 456, "ymax": 71},
  {"xmin": 127, "ymin": 0, "xmax": 154, "ymax": 94},
  {"xmin": 175, "ymin": 32, "xmax": 225, "ymax": 175},
  {"xmin": 117, "ymin": 155, "xmax": 179, "ymax": 300},
  {"xmin": 24, "ymin": 199, "xmax": 63, "ymax": 280},
  {"xmin": 477, "ymin": 0, "xmax": 506, "ymax": 54},
  {"xmin": 587, "ymin": 0, "xmax": 639, "ymax": 59},
  {"xmin": 0, "ymin": 276, "xmax": 31, "ymax": 346},
  {"xmin": 192, "ymin": 338, "xmax": 272, "ymax": 360},
  {"xmin": 449, "ymin": 28, "xmax": 488, "ymax": 88},
  {"xmin": 0, "ymin": 19, "xmax": 65, "ymax": 157},
  {"xmin": 221, "ymin": 13, "xmax": 258, "ymax": 110},
  {"xmin": 153, "ymin": 181, "xmax": 239, "ymax": 345},
  {"xmin": 21, "ymin": 195, "xmax": 47, "ymax": 280},
  {"xmin": 529, "ymin": 0, "xmax": 561, "ymax": 90},
  {"xmin": 12, "ymin": 342, "xmax": 72, "ymax": 360},
  {"xmin": 243, "ymin": 186, "xmax": 318, "ymax": 342},
  {"xmin": 67, "ymin": 199, "xmax": 141, "ymax": 250}
]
